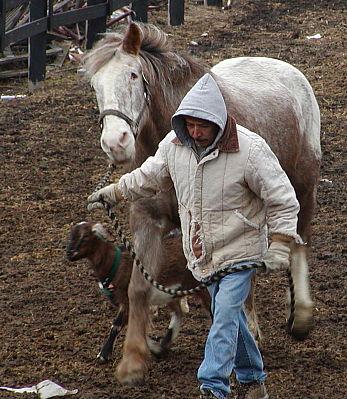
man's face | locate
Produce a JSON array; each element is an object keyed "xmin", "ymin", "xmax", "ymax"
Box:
[{"xmin": 184, "ymin": 116, "xmax": 219, "ymax": 148}]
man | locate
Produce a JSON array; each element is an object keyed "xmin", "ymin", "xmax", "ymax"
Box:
[{"xmin": 87, "ymin": 73, "xmax": 301, "ymax": 399}]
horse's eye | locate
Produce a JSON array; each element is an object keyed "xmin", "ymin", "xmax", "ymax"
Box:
[{"xmin": 131, "ymin": 72, "xmax": 138, "ymax": 80}]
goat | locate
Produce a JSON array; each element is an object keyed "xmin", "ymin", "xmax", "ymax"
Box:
[{"xmin": 66, "ymin": 221, "xmax": 211, "ymax": 363}]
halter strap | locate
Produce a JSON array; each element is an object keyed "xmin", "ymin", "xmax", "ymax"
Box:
[
  {"xmin": 98, "ymin": 246, "xmax": 121, "ymax": 299},
  {"xmin": 99, "ymin": 109, "xmax": 136, "ymax": 130},
  {"xmin": 98, "ymin": 74, "xmax": 150, "ymax": 138}
]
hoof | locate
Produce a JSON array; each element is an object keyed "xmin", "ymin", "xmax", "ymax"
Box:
[
  {"xmin": 116, "ymin": 359, "xmax": 147, "ymax": 386},
  {"xmin": 147, "ymin": 338, "xmax": 163, "ymax": 357},
  {"xmin": 116, "ymin": 368, "xmax": 145, "ymax": 386},
  {"xmin": 96, "ymin": 352, "xmax": 109, "ymax": 364},
  {"xmin": 147, "ymin": 336, "xmax": 170, "ymax": 358},
  {"xmin": 149, "ymin": 343, "xmax": 169, "ymax": 359},
  {"xmin": 287, "ymin": 303, "xmax": 314, "ymax": 340}
]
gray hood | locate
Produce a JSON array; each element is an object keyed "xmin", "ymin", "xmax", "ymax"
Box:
[{"xmin": 171, "ymin": 73, "xmax": 228, "ymax": 153}]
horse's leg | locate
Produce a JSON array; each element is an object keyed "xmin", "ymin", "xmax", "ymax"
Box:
[
  {"xmin": 287, "ymin": 186, "xmax": 316, "ymax": 340},
  {"xmin": 116, "ymin": 268, "xmax": 151, "ymax": 385},
  {"xmin": 244, "ymin": 274, "xmax": 262, "ymax": 343},
  {"xmin": 97, "ymin": 306, "xmax": 126, "ymax": 363},
  {"xmin": 287, "ymin": 244, "xmax": 314, "ymax": 340}
]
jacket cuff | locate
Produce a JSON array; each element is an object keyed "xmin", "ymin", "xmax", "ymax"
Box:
[
  {"xmin": 271, "ymin": 233, "xmax": 294, "ymax": 243},
  {"xmin": 271, "ymin": 233, "xmax": 304, "ymax": 245}
]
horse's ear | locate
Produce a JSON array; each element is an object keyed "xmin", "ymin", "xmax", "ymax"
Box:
[{"xmin": 122, "ymin": 22, "xmax": 142, "ymax": 55}]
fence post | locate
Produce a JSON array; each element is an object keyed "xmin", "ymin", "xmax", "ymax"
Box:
[
  {"xmin": 0, "ymin": 0, "xmax": 5, "ymax": 53},
  {"xmin": 168, "ymin": 0, "xmax": 184, "ymax": 26},
  {"xmin": 132, "ymin": 0, "xmax": 147, "ymax": 23},
  {"xmin": 86, "ymin": 0, "xmax": 107, "ymax": 50},
  {"xmin": 204, "ymin": 0, "xmax": 222, "ymax": 6},
  {"xmin": 28, "ymin": 0, "xmax": 47, "ymax": 91}
]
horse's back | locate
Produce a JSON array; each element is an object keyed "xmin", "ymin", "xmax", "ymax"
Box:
[{"xmin": 211, "ymin": 57, "xmax": 321, "ymax": 163}]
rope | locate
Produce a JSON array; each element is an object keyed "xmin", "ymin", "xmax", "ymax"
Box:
[
  {"xmin": 94, "ymin": 167, "xmax": 265, "ymax": 297},
  {"xmin": 94, "ymin": 164, "xmax": 116, "ymax": 191}
]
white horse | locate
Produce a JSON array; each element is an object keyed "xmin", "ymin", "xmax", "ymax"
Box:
[{"xmin": 83, "ymin": 22, "xmax": 320, "ymax": 385}]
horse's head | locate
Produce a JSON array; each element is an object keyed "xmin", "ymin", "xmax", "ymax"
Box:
[
  {"xmin": 84, "ymin": 22, "xmax": 207, "ymax": 166},
  {"xmin": 85, "ymin": 23, "xmax": 149, "ymax": 165}
]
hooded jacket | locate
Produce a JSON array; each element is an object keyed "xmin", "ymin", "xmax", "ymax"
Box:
[{"xmin": 119, "ymin": 73, "xmax": 301, "ymax": 281}]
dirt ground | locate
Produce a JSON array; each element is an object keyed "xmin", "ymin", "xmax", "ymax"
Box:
[{"xmin": 0, "ymin": 1, "xmax": 346, "ymax": 398}]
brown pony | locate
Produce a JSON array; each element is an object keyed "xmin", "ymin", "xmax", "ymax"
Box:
[
  {"xmin": 83, "ymin": 22, "xmax": 321, "ymax": 385},
  {"xmin": 66, "ymin": 221, "xmax": 211, "ymax": 363}
]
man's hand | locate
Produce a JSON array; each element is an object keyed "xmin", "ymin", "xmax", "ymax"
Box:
[
  {"xmin": 87, "ymin": 183, "xmax": 123, "ymax": 211},
  {"xmin": 262, "ymin": 239, "xmax": 291, "ymax": 273}
]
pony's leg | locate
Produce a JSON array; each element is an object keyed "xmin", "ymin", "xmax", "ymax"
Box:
[
  {"xmin": 116, "ymin": 268, "xmax": 151, "ymax": 385},
  {"xmin": 196, "ymin": 289, "xmax": 212, "ymax": 317},
  {"xmin": 287, "ymin": 186, "xmax": 316, "ymax": 340},
  {"xmin": 147, "ymin": 299, "xmax": 184, "ymax": 357},
  {"xmin": 97, "ymin": 306, "xmax": 126, "ymax": 363},
  {"xmin": 179, "ymin": 296, "xmax": 190, "ymax": 314},
  {"xmin": 287, "ymin": 243, "xmax": 314, "ymax": 340},
  {"xmin": 244, "ymin": 274, "xmax": 262, "ymax": 343},
  {"xmin": 117, "ymin": 197, "xmax": 172, "ymax": 384}
]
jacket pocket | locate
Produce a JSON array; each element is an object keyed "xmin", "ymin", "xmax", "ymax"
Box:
[{"xmin": 208, "ymin": 209, "xmax": 261, "ymax": 260}]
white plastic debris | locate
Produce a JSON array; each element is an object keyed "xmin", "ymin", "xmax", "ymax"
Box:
[
  {"xmin": 0, "ymin": 379, "xmax": 78, "ymax": 399},
  {"xmin": 306, "ymin": 33, "xmax": 322, "ymax": 40},
  {"xmin": 320, "ymin": 178, "xmax": 333, "ymax": 184},
  {"xmin": 1, "ymin": 95, "xmax": 26, "ymax": 101},
  {"xmin": 190, "ymin": 41, "xmax": 199, "ymax": 46},
  {"xmin": 201, "ymin": 32, "xmax": 208, "ymax": 37}
]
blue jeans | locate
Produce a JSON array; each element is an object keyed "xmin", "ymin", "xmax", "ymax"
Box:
[{"xmin": 198, "ymin": 264, "xmax": 266, "ymax": 399}]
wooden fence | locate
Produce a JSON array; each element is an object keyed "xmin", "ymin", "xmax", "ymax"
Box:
[{"xmin": 0, "ymin": 0, "xmax": 190, "ymax": 89}]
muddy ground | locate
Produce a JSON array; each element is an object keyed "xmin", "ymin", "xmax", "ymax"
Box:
[{"xmin": 0, "ymin": 1, "xmax": 346, "ymax": 398}]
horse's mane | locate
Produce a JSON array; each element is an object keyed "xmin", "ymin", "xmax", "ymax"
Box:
[
  {"xmin": 83, "ymin": 32, "xmax": 124, "ymax": 77},
  {"xmin": 83, "ymin": 23, "xmax": 207, "ymax": 106}
]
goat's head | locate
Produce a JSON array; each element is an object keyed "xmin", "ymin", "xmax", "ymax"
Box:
[{"xmin": 66, "ymin": 221, "xmax": 108, "ymax": 261}]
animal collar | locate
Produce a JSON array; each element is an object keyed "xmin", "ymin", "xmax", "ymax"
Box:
[{"xmin": 98, "ymin": 246, "xmax": 121, "ymax": 299}]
